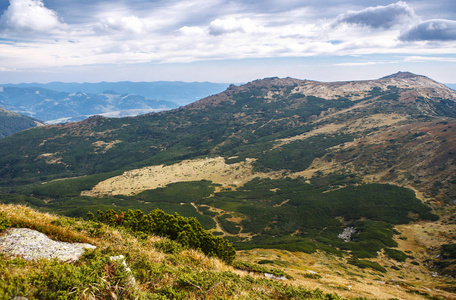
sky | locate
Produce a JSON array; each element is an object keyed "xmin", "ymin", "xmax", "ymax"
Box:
[{"xmin": 0, "ymin": 0, "xmax": 455, "ymax": 84}]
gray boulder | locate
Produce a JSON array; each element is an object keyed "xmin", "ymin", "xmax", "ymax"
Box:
[{"xmin": 0, "ymin": 228, "xmax": 96, "ymax": 262}]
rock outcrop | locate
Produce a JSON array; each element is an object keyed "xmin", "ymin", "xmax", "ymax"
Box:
[{"xmin": 0, "ymin": 228, "xmax": 96, "ymax": 262}]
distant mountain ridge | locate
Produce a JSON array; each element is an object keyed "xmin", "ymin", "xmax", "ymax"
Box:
[
  {"xmin": 3, "ymin": 81, "xmax": 230, "ymax": 106},
  {"xmin": 0, "ymin": 86, "xmax": 178, "ymax": 124},
  {"xmin": 446, "ymin": 83, "xmax": 456, "ymax": 91}
]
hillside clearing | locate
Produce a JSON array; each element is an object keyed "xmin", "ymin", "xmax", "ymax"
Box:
[{"xmin": 83, "ymin": 157, "xmax": 280, "ymax": 196}]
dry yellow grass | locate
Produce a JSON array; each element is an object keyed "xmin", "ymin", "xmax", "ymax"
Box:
[
  {"xmin": 277, "ymin": 113, "xmax": 407, "ymax": 149},
  {"xmin": 395, "ymin": 221, "xmax": 456, "ymax": 261},
  {"xmin": 92, "ymin": 140, "xmax": 122, "ymax": 153},
  {"xmin": 35, "ymin": 152, "xmax": 65, "ymax": 165},
  {"xmin": 274, "ymin": 123, "xmax": 346, "ymax": 148},
  {"xmin": 0, "ymin": 204, "xmax": 92, "ymax": 244},
  {"xmin": 237, "ymin": 247, "xmax": 456, "ymax": 300},
  {"xmin": 83, "ymin": 157, "xmax": 281, "ymax": 196},
  {"xmin": 345, "ymin": 113, "xmax": 408, "ymax": 132}
]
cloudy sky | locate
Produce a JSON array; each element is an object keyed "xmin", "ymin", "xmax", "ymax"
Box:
[{"xmin": 0, "ymin": 0, "xmax": 455, "ymax": 83}]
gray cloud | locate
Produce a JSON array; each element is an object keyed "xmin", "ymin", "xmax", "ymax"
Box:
[
  {"xmin": 334, "ymin": 1, "xmax": 417, "ymax": 29},
  {"xmin": 400, "ymin": 19, "xmax": 456, "ymax": 41}
]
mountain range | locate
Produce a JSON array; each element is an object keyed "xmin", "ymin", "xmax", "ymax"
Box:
[
  {"xmin": 0, "ymin": 71, "xmax": 455, "ymax": 298},
  {"xmin": 446, "ymin": 83, "xmax": 456, "ymax": 91},
  {"xmin": 0, "ymin": 86, "xmax": 178, "ymax": 124},
  {"xmin": 3, "ymin": 81, "xmax": 230, "ymax": 106}
]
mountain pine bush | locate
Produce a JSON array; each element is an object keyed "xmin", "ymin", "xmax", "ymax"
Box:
[{"xmin": 94, "ymin": 208, "xmax": 236, "ymax": 263}]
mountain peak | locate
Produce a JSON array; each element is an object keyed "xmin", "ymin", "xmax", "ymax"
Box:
[
  {"xmin": 380, "ymin": 71, "xmax": 423, "ymax": 80},
  {"xmin": 186, "ymin": 72, "xmax": 456, "ymax": 110}
]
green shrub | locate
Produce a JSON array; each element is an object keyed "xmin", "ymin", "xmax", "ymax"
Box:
[
  {"xmin": 29, "ymin": 171, "xmax": 121, "ymax": 198},
  {"xmin": 257, "ymin": 134, "xmax": 354, "ymax": 172},
  {"xmin": 301, "ymin": 272, "xmax": 322, "ymax": 279},
  {"xmin": 441, "ymin": 244, "xmax": 456, "ymax": 259},
  {"xmin": 0, "ymin": 213, "xmax": 11, "ymax": 232},
  {"xmin": 348, "ymin": 258, "xmax": 387, "ymax": 273},
  {"xmin": 384, "ymin": 248, "xmax": 409, "ymax": 262},
  {"xmin": 0, "ymin": 275, "xmax": 32, "ymax": 299},
  {"xmin": 132, "ymin": 180, "xmax": 215, "ymax": 204},
  {"xmin": 95, "ymin": 208, "xmax": 236, "ymax": 263},
  {"xmin": 153, "ymin": 239, "xmax": 184, "ymax": 254},
  {"xmin": 219, "ymin": 215, "xmax": 241, "ymax": 234},
  {"xmin": 257, "ymin": 259, "xmax": 275, "ymax": 265}
]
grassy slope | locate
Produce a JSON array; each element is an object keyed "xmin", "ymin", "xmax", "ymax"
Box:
[
  {"xmin": 0, "ymin": 204, "xmax": 345, "ymax": 299},
  {"xmin": 1, "ymin": 204, "xmax": 454, "ymax": 299}
]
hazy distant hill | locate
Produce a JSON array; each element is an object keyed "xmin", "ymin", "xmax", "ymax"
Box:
[
  {"xmin": 4, "ymin": 81, "xmax": 230, "ymax": 106},
  {"xmin": 0, "ymin": 107, "xmax": 44, "ymax": 138},
  {"xmin": 446, "ymin": 83, "xmax": 456, "ymax": 91},
  {"xmin": 0, "ymin": 86, "xmax": 177, "ymax": 123}
]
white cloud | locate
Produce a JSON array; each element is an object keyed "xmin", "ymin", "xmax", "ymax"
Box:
[
  {"xmin": 208, "ymin": 17, "xmax": 262, "ymax": 36},
  {"xmin": 404, "ymin": 56, "xmax": 456, "ymax": 62},
  {"xmin": 0, "ymin": 66, "xmax": 17, "ymax": 71},
  {"xmin": 334, "ymin": 62, "xmax": 378, "ymax": 67},
  {"xmin": 176, "ymin": 26, "xmax": 206, "ymax": 36},
  {"xmin": 334, "ymin": 1, "xmax": 418, "ymax": 29},
  {"xmin": 0, "ymin": 0, "xmax": 64, "ymax": 33},
  {"xmin": 400, "ymin": 19, "xmax": 456, "ymax": 41},
  {"xmin": 95, "ymin": 15, "xmax": 147, "ymax": 35}
]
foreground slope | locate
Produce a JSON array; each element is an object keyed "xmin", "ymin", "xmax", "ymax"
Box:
[
  {"xmin": 1, "ymin": 204, "xmax": 454, "ymax": 300},
  {"xmin": 0, "ymin": 204, "xmax": 332, "ymax": 299}
]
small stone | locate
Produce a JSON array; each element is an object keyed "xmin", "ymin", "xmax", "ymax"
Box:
[{"xmin": 264, "ymin": 273, "xmax": 287, "ymax": 280}]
